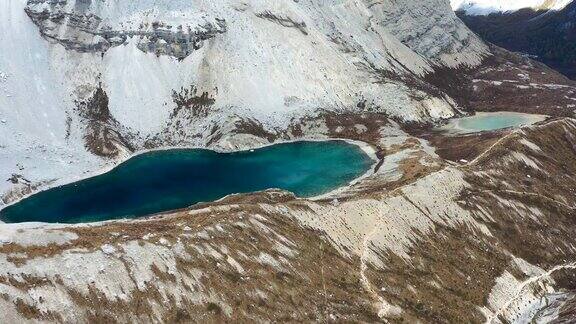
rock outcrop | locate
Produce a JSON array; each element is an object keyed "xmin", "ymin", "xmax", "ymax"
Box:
[{"xmin": 25, "ymin": 0, "xmax": 227, "ymax": 59}]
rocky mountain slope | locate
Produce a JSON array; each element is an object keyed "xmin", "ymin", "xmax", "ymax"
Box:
[
  {"xmin": 1, "ymin": 115, "xmax": 576, "ymax": 322},
  {"xmin": 0, "ymin": 0, "xmax": 490, "ymax": 200},
  {"xmin": 455, "ymin": 0, "xmax": 576, "ymax": 79},
  {"xmin": 1, "ymin": 0, "xmax": 576, "ymax": 322},
  {"xmin": 2, "ymin": 0, "xmax": 574, "ymax": 205}
]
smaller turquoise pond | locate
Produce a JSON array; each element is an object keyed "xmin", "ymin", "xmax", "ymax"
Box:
[
  {"xmin": 0, "ymin": 141, "xmax": 373, "ymax": 224},
  {"xmin": 441, "ymin": 112, "xmax": 547, "ymax": 134}
]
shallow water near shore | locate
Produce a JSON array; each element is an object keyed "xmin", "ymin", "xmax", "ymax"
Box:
[
  {"xmin": 441, "ymin": 112, "xmax": 546, "ymax": 134},
  {"xmin": 0, "ymin": 141, "xmax": 373, "ymax": 224}
]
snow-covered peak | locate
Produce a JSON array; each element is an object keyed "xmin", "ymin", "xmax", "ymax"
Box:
[{"xmin": 451, "ymin": 0, "xmax": 573, "ymax": 15}]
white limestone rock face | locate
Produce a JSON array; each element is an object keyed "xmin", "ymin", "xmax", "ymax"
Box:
[
  {"xmin": 0, "ymin": 0, "xmax": 489, "ymax": 198},
  {"xmin": 371, "ymin": 0, "xmax": 488, "ymax": 68}
]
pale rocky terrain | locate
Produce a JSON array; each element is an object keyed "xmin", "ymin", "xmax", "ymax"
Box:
[
  {"xmin": 1, "ymin": 0, "xmax": 576, "ymax": 323},
  {"xmin": 0, "ymin": 0, "xmax": 488, "ymax": 200},
  {"xmin": 1, "ymin": 117, "xmax": 576, "ymax": 322}
]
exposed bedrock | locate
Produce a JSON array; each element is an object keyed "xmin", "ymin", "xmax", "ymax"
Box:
[
  {"xmin": 24, "ymin": 0, "xmax": 227, "ymax": 59},
  {"xmin": 19, "ymin": 0, "xmax": 489, "ymax": 128},
  {"xmin": 255, "ymin": 10, "xmax": 308, "ymax": 35},
  {"xmin": 74, "ymin": 86, "xmax": 135, "ymax": 158}
]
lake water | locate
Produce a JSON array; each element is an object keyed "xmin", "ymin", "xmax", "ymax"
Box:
[
  {"xmin": 0, "ymin": 141, "xmax": 373, "ymax": 224},
  {"xmin": 442, "ymin": 112, "xmax": 546, "ymax": 134}
]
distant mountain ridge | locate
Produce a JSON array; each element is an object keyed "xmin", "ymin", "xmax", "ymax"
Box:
[
  {"xmin": 451, "ymin": 0, "xmax": 573, "ymax": 15},
  {"xmin": 455, "ymin": 0, "xmax": 576, "ymax": 79}
]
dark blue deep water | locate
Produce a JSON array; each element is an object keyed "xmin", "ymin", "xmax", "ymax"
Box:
[{"xmin": 0, "ymin": 141, "xmax": 373, "ymax": 224}]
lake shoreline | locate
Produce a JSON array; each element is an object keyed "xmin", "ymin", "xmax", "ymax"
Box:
[
  {"xmin": 0, "ymin": 138, "xmax": 378, "ymax": 225},
  {"xmin": 440, "ymin": 111, "xmax": 548, "ymax": 135}
]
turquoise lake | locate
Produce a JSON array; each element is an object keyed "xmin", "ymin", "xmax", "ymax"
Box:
[
  {"xmin": 0, "ymin": 141, "xmax": 373, "ymax": 224},
  {"xmin": 442, "ymin": 112, "xmax": 546, "ymax": 134}
]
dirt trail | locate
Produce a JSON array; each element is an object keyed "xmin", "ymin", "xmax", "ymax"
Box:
[{"xmin": 486, "ymin": 263, "xmax": 576, "ymax": 323}]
